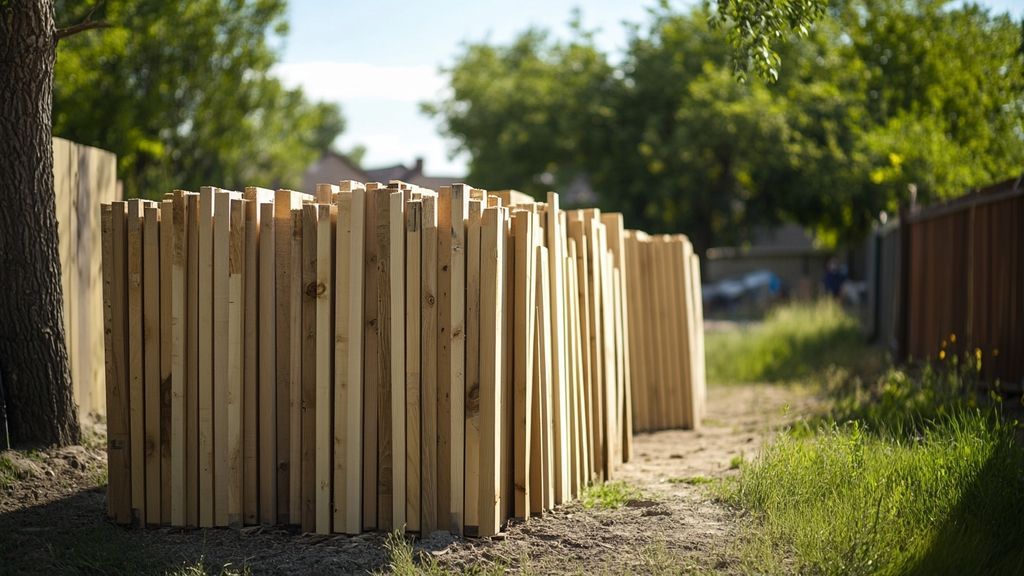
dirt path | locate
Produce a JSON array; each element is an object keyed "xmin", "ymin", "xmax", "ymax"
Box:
[{"xmin": 0, "ymin": 384, "xmax": 821, "ymax": 575}]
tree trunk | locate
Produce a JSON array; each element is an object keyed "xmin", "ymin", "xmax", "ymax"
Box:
[{"xmin": 0, "ymin": 0, "xmax": 80, "ymax": 447}]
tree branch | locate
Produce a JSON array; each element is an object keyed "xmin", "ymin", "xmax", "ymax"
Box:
[{"xmin": 55, "ymin": 20, "xmax": 112, "ymax": 42}]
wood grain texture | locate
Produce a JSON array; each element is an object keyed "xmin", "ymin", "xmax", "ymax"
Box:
[
  {"xmin": 420, "ymin": 195, "xmax": 439, "ymax": 534},
  {"xmin": 143, "ymin": 205, "xmax": 161, "ymax": 525},
  {"xmin": 258, "ymin": 202, "xmax": 277, "ymax": 524},
  {"xmin": 405, "ymin": 200, "xmax": 422, "ymax": 533},
  {"xmin": 126, "ymin": 199, "xmax": 145, "ymax": 526},
  {"xmin": 478, "ymin": 207, "xmax": 503, "ymax": 536}
]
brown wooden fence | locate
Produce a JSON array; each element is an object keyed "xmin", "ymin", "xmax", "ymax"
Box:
[{"xmin": 867, "ymin": 176, "xmax": 1023, "ymax": 386}]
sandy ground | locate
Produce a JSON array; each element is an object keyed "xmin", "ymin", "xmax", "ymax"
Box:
[{"xmin": 0, "ymin": 384, "xmax": 822, "ymax": 575}]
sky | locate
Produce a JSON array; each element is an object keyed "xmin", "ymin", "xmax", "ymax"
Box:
[{"xmin": 272, "ymin": 0, "xmax": 1024, "ymax": 178}]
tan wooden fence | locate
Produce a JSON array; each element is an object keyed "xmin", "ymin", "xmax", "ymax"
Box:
[
  {"xmin": 54, "ymin": 137, "xmax": 121, "ymax": 420},
  {"xmin": 100, "ymin": 183, "xmax": 705, "ymax": 535}
]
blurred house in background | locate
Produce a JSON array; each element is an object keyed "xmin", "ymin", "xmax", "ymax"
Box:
[{"xmin": 302, "ymin": 152, "xmax": 463, "ymax": 192}]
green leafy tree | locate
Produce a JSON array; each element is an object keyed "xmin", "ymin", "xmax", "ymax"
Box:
[
  {"xmin": 426, "ymin": 1, "xmax": 1024, "ymax": 254},
  {"xmin": 53, "ymin": 0, "xmax": 345, "ymax": 198}
]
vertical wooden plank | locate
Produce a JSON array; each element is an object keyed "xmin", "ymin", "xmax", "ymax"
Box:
[
  {"xmin": 389, "ymin": 191, "xmax": 407, "ymax": 531},
  {"xmin": 258, "ymin": 202, "xmax": 277, "ymax": 525},
  {"xmin": 335, "ymin": 188, "xmax": 366, "ymax": 534},
  {"xmin": 242, "ymin": 194, "xmax": 260, "ymax": 526},
  {"xmin": 602, "ymin": 214, "xmax": 630, "ymax": 461},
  {"xmin": 600, "ymin": 242, "xmax": 618, "ymax": 474},
  {"xmin": 300, "ymin": 204, "xmax": 317, "ymax": 533},
  {"xmin": 690, "ymin": 253, "xmax": 707, "ymax": 425},
  {"xmin": 465, "ymin": 199, "xmax": 482, "ymax": 533},
  {"xmin": 273, "ymin": 191, "xmax": 292, "ymax": 525},
  {"xmin": 374, "ymin": 189, "xmax": 394, "ymax": 531},
  {"xmin": 362, "ymin": 185, "xmax": 381, "ymax": 531},
  {"xmin": 127, "ymin": 199, "xmax": 145, "ymax": 526},
  {"xmin": 436, "ymin": 186, "xmax": 452, "ymax": 531},
  {"xmin": 333, "ymin": 192, "xmax": 352, "ymax": 533},
  {"xmin": 568, "ymin": 221, "xmax": 594, "ymax": 483},
  {"xmin": 105, "ymin": 201, "xmax": 132, "ymax": 523},
  {"xmin": 87, "ymin": 147, "xmax": 119, "ymax": 416},
  {"xmin": 448, "ymin": 184, "xmax": 469, "ymax": 534},
  {"xmin": 500, "ymin": 209, "xmax": 514, "ymax": 523},
  {"xmin": 226, "ymin": 200, "xmax": 245, "ymax": 527},
  {"xmin": 197, "ymin": 189, "xmax": 215, "ymax": 528},
  {"xmin": 512, "ymin": 211, "xmax": 535, "ymax": 519},
  {"xmin": 405, "ymin": 200, "xmax": 423, "ymax": 533},
  {"xmin": 186, "ymin": 194, "xmax": 200, "ymax": 527},
  {"xmin": 546, "ymin": 195, "xmax": 568, "ymax": 505},
  {"xmin": 54, "ymin": 139, "xmax": 76, "ymax": 412},
  {"xmin": 143, "ymin": 205, "xmax": 161, "ymax": 525},
  {"xmin": 170, "ymin": 192, "xmax": 187, "ymax": 526},
  {"xmin": 315, "ymin": 204, "xmax": 334, "ymax": 534},
  {"xmin": 212, "ymin": 191, "xmax": 231, "ymax": 527},
  {"xmin": 564, "ymin": 246, "xmax": 584, "ymax": 496},
  {"xmin": 420, "ymin": 195, "xmax": 439, "ymax": 534},
  {"xmin": 479, "ymin": 207, "xmax": 503, "ymax": 536},
  {"xmin": 534, "ymin": 245, "xmax": 554, "ymax": 512},
  {"xmin": 289, "ymin": 207, "xmax": 304, "ymax": 526},
  {"xmin": 159, "ymin": 202, "xmax": 173, "ymax": 523}
]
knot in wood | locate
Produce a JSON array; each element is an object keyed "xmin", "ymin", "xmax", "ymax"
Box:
[{"xmin": 305, "ymin": 281, "xmax": 326, "ymax": 298}]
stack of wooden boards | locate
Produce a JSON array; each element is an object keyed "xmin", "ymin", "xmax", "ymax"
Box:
[
  {"xmin": 100, "ymin": 182, "xmax": 705, "ymax": 537},
  {"xmin": 625, "ymin": 232, "xmax": 706, "ymax": 431}
]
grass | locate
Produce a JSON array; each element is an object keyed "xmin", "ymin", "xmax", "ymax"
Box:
[
  {"xmin": 580, "ymin": 481, "xmax": 641, "ymax": 510},
  {"xmin": 722, "ymin": 341, "xmax": 1024, "ymax": 575},
  {"xmin": 0, "ymin": 453, "xmax": 22, "ymax": 489},
  {"xmin": 706, "ymin": 299, "xmax": 868, "ymax": 384},
  {"xmin": 376, "ymin": 530, "xmax": 510, "ymax": 576},
  {"xmin": 168, "ymin": 559, "xmax": 251, "ymax": 576},
  {"xmin": 667, "ymin": 475, "xmax": 714, "ymax": 486}
]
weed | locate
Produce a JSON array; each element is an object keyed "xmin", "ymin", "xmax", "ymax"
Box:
[
  {"xmin": 0, "ymin": 453, "xmax": 22, "ymax": 489},
  {"xmin": 667, "ymin": 475, "xmax": 714, "ymax": 486},
  {"xmin": 376, "ymin": 530, "xmax": 509, "ymax": 576},
  {"xmin": 581, "ymin": 481, "xmax": 641, "ymax": 510},
  {"xmin": 728, "ymin": 454, "xmax": 744, "ymax": 470},
  {"xmin": 168, "ymin": 558, "xmax": 251, "ymax": 576}
]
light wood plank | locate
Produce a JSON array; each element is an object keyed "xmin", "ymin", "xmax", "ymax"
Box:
[
  {"xmin": 464, "ymin": 199, "xmax": 482, "ymax": 532},
  {"xmin": 105, "ymin": 201, "xmax": 132, "ymax": 523},
  {"xmin": 212, "ymin": 191, "xmax": 231, "ymax": 527},
  {"xmin": 435, "ymin": 187, "xmax": 452, "ymax": 530},
  {"xmin": 226, "ymin": 199, "xmax": 245, "ymax": 527},
  {"xmin": 127, "ymin": 199, "xmax": 145, "ymax": 526},
  {"xmin": 315, "ymin": 204, "xmax": 334, "ymax": 534},
  {"xmin": 420, "ymin": 195, "xmax": 439, "ymax": 534},
  {"xmin": 478, "ymin": 207, "xmax": 503, "ymax": 536},
  {"xmin": 143, "ymin": 205, "xmax": 161, "ymax": 525},
  {"xmin": 405, "ymin": 200, "xmax": 422, "ymax": 533},
  {"xmin": 258, "ymin": 202, "xmax": 277, "ymax": 524},
  {"xmin": 186, "ymin": 194, "xmax": 200, "ymax": 527},
  {"xmin": 159, "ymin": 201, "xmax": 173, "ymax": 523},
  {"xmin": 169, "ymin": 193, "xmax": 187, "ymax": 526},
  {"xmin": 241, "ymin": 193, "xmax": 261, "ymax": 526},
  {"xmin": 389, "ymin": 191, "xmax": 407, "ymax": 531},
  {"xmin": 300, "ymin": 204, "xmax": 318, "ymax": 532},
  {"xmin": 333, "ymin": 192, "xmax": 353, "ymax": 533},
  {"xmin": 512, "ymin": 211, "xmax": 535, "ymax": 519},
  {"xmin": 362, "ymin": 185, "xmax": 380, "ymax": 531},
  {"xmin": 546, "ymin": 195, "xmax": 568, "ymax": 505},
  {"xmin": 448, "ymin": 184, "xmax": 469, "ymax": 534}
]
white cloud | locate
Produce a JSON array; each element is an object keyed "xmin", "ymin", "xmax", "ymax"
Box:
[{"xmin": 272, "ymin": 61, "xmax": 445, "ymax": 103}]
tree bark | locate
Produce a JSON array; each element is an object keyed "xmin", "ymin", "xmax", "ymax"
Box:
[{"xmin": 0, "ymin": 0, "xmax": 80, "ymax": 447}]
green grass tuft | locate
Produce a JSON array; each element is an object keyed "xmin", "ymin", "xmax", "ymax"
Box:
[
  {"xmin": 376, "ymin": 530, "xmax": 509, "ymax": 576},
  {"xmin": 581, "ymin": 481, "xmax": 641, "ymax": 510},
  {"xmin": 723, "ymin": 410, "xmax": 1024, "ymax": 575},
  {"xmin": 667, "ymin": 475, "xmax": 714, "ymax": 486},
  {"xmin": 706, "ymin": 300, "xmax": 867, "ymax": 384}
]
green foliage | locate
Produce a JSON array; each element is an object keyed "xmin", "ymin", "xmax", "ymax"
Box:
[
  {"xmin": 722, "ymin": 412, "xmax": 1024, "ymax": 575},
  {"xmin": 710, "ymin": 0, "xmax": 826, "ymax": 82},
  {"xmin": 581, "ymin": 481, "xmax": 642, "ymax": 509},
  {"xmin": 426, "ymin": 1, "xmax": 1024, "ymax": 251},
  {"xmin": 53, "ymin": 0, "xmax": 345, "ymax": 199},
  {"xmin": 705, "ymin": 300, "xmax": 865, "ymax": 383}
]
